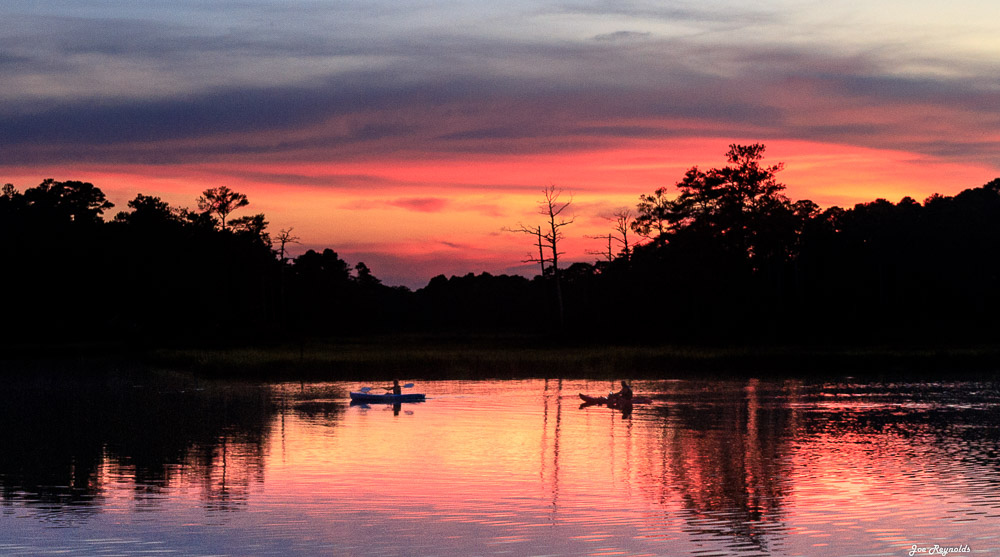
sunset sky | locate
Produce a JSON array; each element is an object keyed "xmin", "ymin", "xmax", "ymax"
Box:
[{"xmin": 3, "ymin": 1, "xmax": 999, "ymax": 287}]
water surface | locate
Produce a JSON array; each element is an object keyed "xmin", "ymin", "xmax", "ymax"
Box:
[{"xmin": 1, "ymin": 376, "xmax": 998, "ymax": 556}]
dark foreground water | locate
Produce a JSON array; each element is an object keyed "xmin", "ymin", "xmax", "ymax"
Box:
[{"xmin": 1, "ymin": 375, "xmax": 998, "ymax": 556}]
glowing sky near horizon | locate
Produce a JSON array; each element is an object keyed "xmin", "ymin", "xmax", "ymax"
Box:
[{"xmin": 2, "ymin": 1, "xmax": 999, "ymax": 287}]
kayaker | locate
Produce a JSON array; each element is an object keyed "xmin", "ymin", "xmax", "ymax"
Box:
[
  {"xmin": 385, "ymin": 380, "xmax": 402, "ymax": 395},
  {"xmin": 616, "ymin": 381, "xmax": 633, "ymax": 402}
]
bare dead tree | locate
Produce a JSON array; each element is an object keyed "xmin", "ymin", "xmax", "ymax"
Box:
[
  {"xmin": 543, "ymin": 186, "xmax": 574, "ymax": 331},
  {"xmin": 532, "ymin": 225, "xmax": 547, "ymax": 276},
  {"xmin": 504, "ymin": 224, "xmax": 550, "ymax": 275},
  {"xmin": 612, "ymin": 207, "xmax": 634, "ymax": 262},
  {"xmin": 588, "ymin": 208, "xmax": 634, "ymax": 264},
  {"xmin": 505, "ymin": 185, "xmax": 574, "ymax": 331},
  {"xmin": 275, "ymin": 227, "xmax": 300, "ymax": 263},
  {"xmin": 542, "ymin": 185, "xmax": 574, "ymax": 275},
  {"xmin": 586, "ymin": 233, "xmax": 615, "ymax": 262}
]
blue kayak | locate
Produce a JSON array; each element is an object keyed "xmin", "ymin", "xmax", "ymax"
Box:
[{"xmin": 349, "ymin": 392, "xmax": 426, "ymax": 403}]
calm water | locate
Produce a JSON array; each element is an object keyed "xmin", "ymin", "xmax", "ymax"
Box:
[{"xmin": 2, "ymin": 375, "xmax": 999, "ymax": 556}]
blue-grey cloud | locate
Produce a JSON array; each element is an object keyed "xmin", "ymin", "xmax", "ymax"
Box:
[
  {"xmin": 593, "ymin": 30, "xmax": 652, "ymax": 42},
  {"xmin": 1, "ymin": 1, "xmax": 999, "ymax": 171},
  {"xmin": 556, "ymin": 1, "xmax": 771, "ymax": 26}
]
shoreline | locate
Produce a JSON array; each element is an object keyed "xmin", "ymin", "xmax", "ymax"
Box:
[{"xmin": 5, "ymin": 336, "xmax": 1000, "ymax": 381}]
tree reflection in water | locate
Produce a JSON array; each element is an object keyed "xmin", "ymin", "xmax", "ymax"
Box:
[
  {"xmin": 0, "ymin": 372, "xmax": 276, "ymax": 518},
  {"xmin": 624, "ymin": 379, "xmax": 799, "ymax": 554}
]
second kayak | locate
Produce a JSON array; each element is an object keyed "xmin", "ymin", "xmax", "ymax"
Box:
[{"xmin": 579, "ymin": 393, "xmax": 652, "ymax": 406}]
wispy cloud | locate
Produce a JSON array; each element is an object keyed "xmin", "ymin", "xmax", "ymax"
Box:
[
  {"xmin": 388, "ymin": 197, "xmax": 451, "ymax": 212},
  {"xmin": 593, "ymin": 30, "xmax": 651, "ymax": 42}
]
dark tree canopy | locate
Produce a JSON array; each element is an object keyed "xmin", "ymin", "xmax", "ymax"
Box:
[
  {"xmin": 23, "ymin": 179, "xmax": 115, "ymax": 225},
  {"xmin": 633, "ymin": 143, "xmax": 793, "ymax": 261},
  {"xmin": 197, "ymin": 186, "xmax": 249, "ymax": 230}
]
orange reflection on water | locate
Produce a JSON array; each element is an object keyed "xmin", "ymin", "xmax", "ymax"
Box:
[
  {"xmin": 5, "ymin": 378, "xmax": 1000, "ymax": 556},
  {"xmin": 255, "ymin": 379, "xmax": 810, "ymax": 555}
]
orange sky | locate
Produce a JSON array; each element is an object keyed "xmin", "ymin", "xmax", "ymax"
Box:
[{"xmin": 5, "ymin": 137, "xmax": 995, "ymax": 287}]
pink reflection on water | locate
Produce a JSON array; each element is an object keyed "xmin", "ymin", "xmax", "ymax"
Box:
[{"xmin": 3, "ymin": 378, "xmax": 1000, "ymax": 556}]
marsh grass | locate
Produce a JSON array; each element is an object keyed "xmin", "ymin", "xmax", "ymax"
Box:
[{"xmin": 144, "ymin": 335, "xmax": 1000, "ymax": 381}]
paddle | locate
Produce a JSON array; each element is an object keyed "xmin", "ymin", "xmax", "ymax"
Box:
[{"xmin": 359, "ymin": 383, "xmax": 414, "ymax": 393}]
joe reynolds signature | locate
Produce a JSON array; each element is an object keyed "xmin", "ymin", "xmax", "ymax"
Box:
[{"xmin": 908, "ymin": 544, "xmax": 971, "ymax": 556}]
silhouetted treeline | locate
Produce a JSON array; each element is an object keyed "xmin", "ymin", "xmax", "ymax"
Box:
[
  {"xmin": 4, "ymin": 146, "xmax": 1000, "ymax": 347},
  {"xmin": 556, "ymin": 146, "xmax": 1000, "ymax": 343},
  {"xmin": 553, "ymin": 146, "xmax": 1000, "ymax": 343},
  {"xmin": 0, "ymin": 181, "xmax": 406, "ymax": 345}
]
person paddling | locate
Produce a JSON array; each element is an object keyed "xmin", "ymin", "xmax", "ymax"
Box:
[
  {"xmin": 385, "ymin": 380, "xmax": 402, "ymax": 395},
  {"xmin": 615, "ymin": 381, "xmax": 633, "ymax": 403}
]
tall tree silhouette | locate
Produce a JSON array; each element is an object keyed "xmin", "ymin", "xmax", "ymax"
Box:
[
  {"xmin": 198, "ymin": 186, "xmax": 249, "ymax": 230},
  {"xmin": 505, "ymin": 185, "xmax": 574, "ymax": 330},
  {"xmin": 626, "ymin": 144, "xmax": 808, "ymax": 339},
  {"xmin": 540, "ymin": 186, "xmax": 574, "ymax": 331},
  {"xmin": 537, "ymin": 186, "xmax": 573, "ymax": 330},
  {"xmin": 541, "ymin": 185, "xmax": 574, "ymax": 276},
  {"xmin": 636, "ymin": 143, "xmax": 793, "ymax": 264}
]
